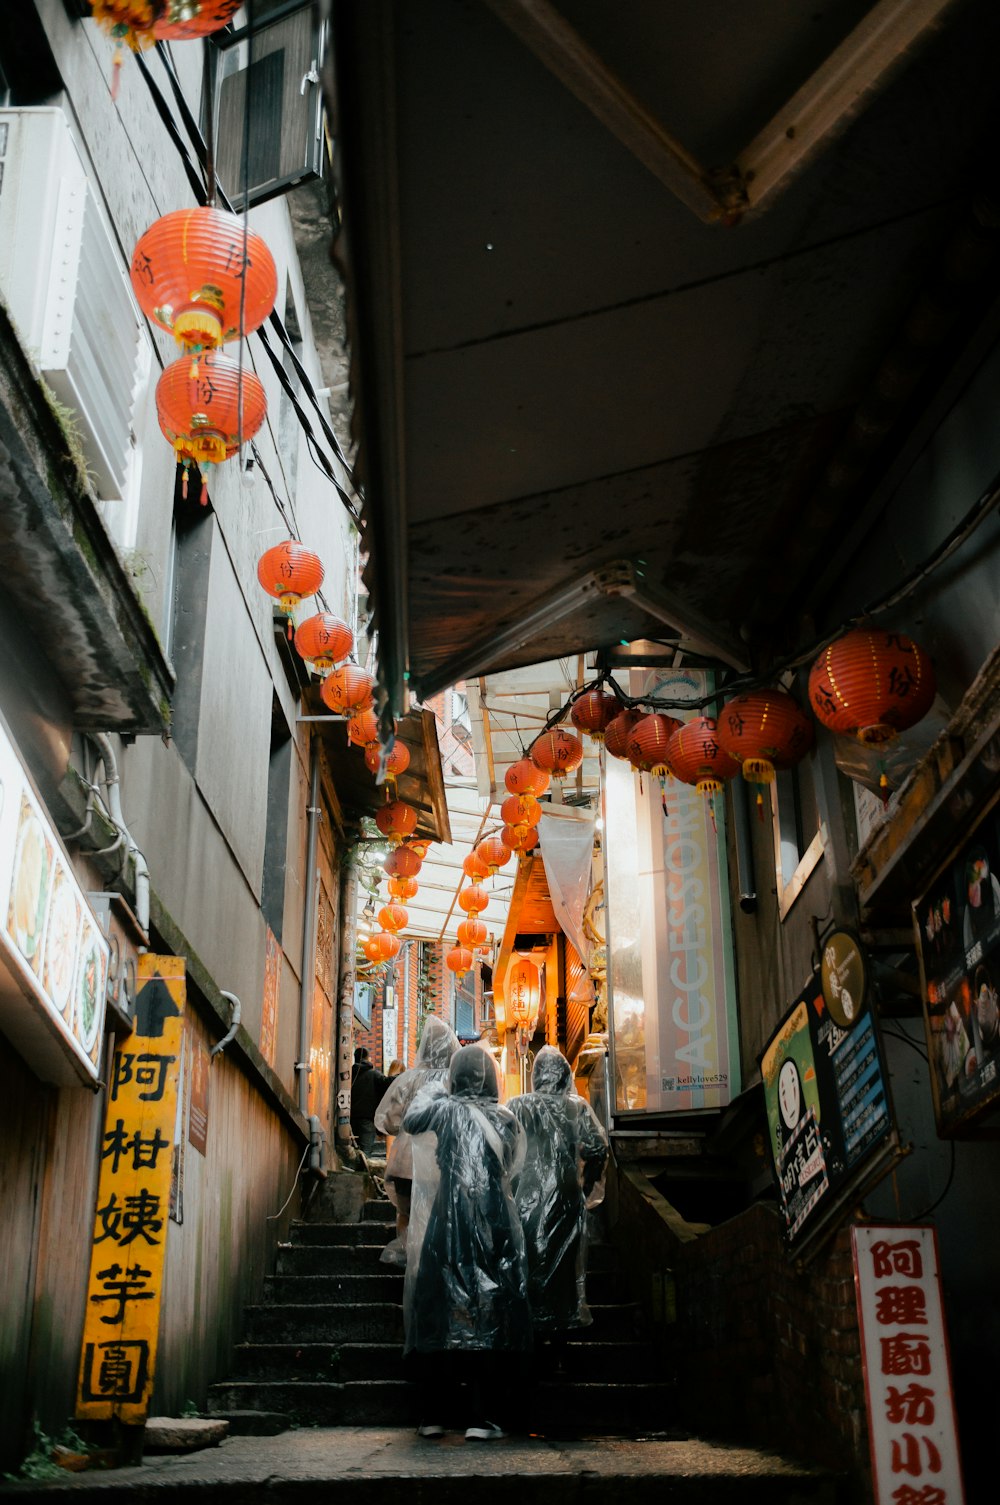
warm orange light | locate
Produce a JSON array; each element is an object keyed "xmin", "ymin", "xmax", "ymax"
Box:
[
  {"xmin": 529, "ymin": 728, "xmax": 584, "ymax": 781},
  {"xmin": 457, "ymin": 916, "xmax": 488, "ymax": 950},
  {"xmin": 475, "ymin": 835, "xmax": 512, "ymax": 876},
  {"xmin": 458, "ymin": 884, "xmax": 489, "ymax": 916},
  {"xmin": 375, "ymin": 801, "xmax": 418, "ymax": 847},
  {"xmin": 257, "ymin": 542, "xmax": 324, "ymax": 617},
  {"xmin": 295, "ymin": 612, "xmax": 353, "ymax": 672},
  {"xmin": 383, "ymin": 847, "xmax": 422, "ymax": 880},
  {"xmin": 446, "ymin": 945, "xmax": 474, "ymax": 979},
  {"xmin": 321, "ymin": 665, "xmax": 375, "ymax": 716},
  {"xmin": 504, "ymin": 757, "xmax": 550, "ymax": 798},
  {"xmin": 506, "ymin": 955, "xmax": 541, "ymax": 1030},
  {"xmin": 387, "ymin": 875, "xmax": 419, "ymax": 902},
  {"xmin": 378, "ymin": 903, "xmax": 408, "ymax": 934}
]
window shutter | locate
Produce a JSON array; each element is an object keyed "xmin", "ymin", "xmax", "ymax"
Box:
[{"xmin": 214, "ymin": 3, "xmax": 325, "ymax": 209}]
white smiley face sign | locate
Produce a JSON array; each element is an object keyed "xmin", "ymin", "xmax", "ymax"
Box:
[{"xmin": 778, "ymin": 1059, "xmax": 802, "ymax": 1131}]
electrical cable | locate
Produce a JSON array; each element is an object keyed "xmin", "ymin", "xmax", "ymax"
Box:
[{"xmin": 911, "ymin": 1138, "xmax": 957, "ymax": 1221}]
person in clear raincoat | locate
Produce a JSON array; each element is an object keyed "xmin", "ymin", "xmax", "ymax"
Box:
[
  {"xmin": 400, "ymin": 1043, "xmax": 532, "ymax": 1439},
  {"xmin": 509, "ymin": 1046, "xmax": 609, "ymax": 1341},
  {"xmin": 373, "ymin": 1014, "xmax": 459, "ymax": 1266}
]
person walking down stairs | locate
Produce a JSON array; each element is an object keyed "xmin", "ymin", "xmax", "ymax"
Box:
[
  {"xmin": 351, "ymin": 1047, "xmax": 389, "ymax": 1157},
  {"xmin": 374, "ymin": 1016, "xmax": 460, "ymax": 1265}
]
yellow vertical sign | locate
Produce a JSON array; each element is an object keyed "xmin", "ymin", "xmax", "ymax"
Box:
[{"xmin": 76, "ymin": 955, "xmax": 186, "ymax": 1422}]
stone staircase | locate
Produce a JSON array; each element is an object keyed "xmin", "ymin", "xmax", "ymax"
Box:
[{"xmin": 208, "ymin": 1195, "xmax": 679, "ymax": 1436}]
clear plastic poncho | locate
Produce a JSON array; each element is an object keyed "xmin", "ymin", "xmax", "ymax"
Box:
[
  {"xmin": 509, "ymin": 1046, "xmax": 609, "ymax": 1331},
  {"xmin": 401, "ymin": 1044, "xmax": 532, "ymax": 1355},
  {"xmin": 374, "ymin": 1014, "xmax": 460, "ymax": 1190}
]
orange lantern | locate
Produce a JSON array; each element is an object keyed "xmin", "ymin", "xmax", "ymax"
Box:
[
  {"xmin": 154, "ymin": 1, "xmax": 242, "ymax": 39},
  {"xmin": 501, "ymin": 793, "xmax": 541, "ymax": 831},
  {"xmin": 156, "ymin": 351, "xmax": 266, "ymax": 502},
  {"xmin": 365, "ymin": 740, "xmax": 411, "ymax": 786},
  {"xmin": 446, "ymin": 945, "xmax": 475, "ymax": 980},
  {"xmin": 295, "ymin": 612, "xmax": 353, "ymax": 673},
  {"xmin": 257, "ymin": 542, "xmax": 324, "ymax": 618},
  {"xmin": 463, "ymin": 851, "xmax": 490, "ymax": 882},
  {"xmin": 131, "ymin": 207, "xmax": 277, "ymax": 363},
  {"xmin": 457, "ymin": 916, "xmax": 488, "ymax": 950},
  {"xmin": 361, "ymin": 935, "xmax": 382, "ymax": 964},
  {"xmin": 348, "ymin": 709, "xmax": 381, "ymax": 749},
  {"xmin": 476, "ymin": 834, "xmax": 512, "ymax": 876},
  {"xmin": 321, "ymin": 665, "xmax": 375, "ymax": 716},
  {"xmin": 503, "ymin": 823, "xmax": 539, "ymax": 852},
  {"xmin": 627, "ymin": 712, "xmax": 683, "ymax": 776},
  {"xmin": 375, "ymin": 801, "xmax": 418, "ymax": 847},
  {"xmin": 368, "ymin": 930, "xmax": 401, "ymax": 963},
  {"xmin": 387, "ymin": 875, "xmax": 419, "ymax": 902},
  {"xmin": 504, "ymin": 757, "xmax": 550, "ymax": 798},
  {"xmin": 716, "ymin": 689, "xmax": 814, "ymax": 785},
  {"xmin": 570, "ymin": 688, "xmax": 619, "ymax": 742},
  {"xmin": 808, "ymin": 628, "xmax": 935, "ymax": 746},
  {"xmin": 506, "ymin": 956, "xmax": 541, "ymax": 1030},
  {"xmin": 666, "ymin": 717, "xmax": 740, "ymax": 797},
  {"xmin": 604, "ymin": 708, "xmax": 642, "ymax": 761},
  {"xmin": 378, "ymin": 903, "xmax": 408, "ymax": 934},
  {"xmin": 458, "ymin": 884, "xmax": 489, "ymax": 916},
  {"xmin": 408, "ymin": 839, "xmax": 432, "ymax": 859},
  {"xmin": 530, "ymin": 728, "xmax": 584, "ymax": 781},
  {"xmin": 384, "ymin": 846, "xmax": 422, "ymax": 880}
]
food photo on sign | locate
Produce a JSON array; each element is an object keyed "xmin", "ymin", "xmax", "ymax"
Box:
[{"xmin": 915, "ymin": 793, "xmax": 1000, "ymax": 1136}]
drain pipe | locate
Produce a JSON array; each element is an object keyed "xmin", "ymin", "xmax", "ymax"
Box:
[
  {"xmin": 335, "ymin": 845, "xmax": 361, "ymax": 1165},
  {"xmin": 90, "ymin": 733, "xmax": 150, "ymax": 943},
  {"xmin": 297, "ymin": 738, "xmax": 322, "ymax": 1120},
  {"xmin": 210, "ymin": 990, "xmax": 242, "ymax": 1062},
  {"xmin": 732, "ymin": 776, "xmax": 757, "ymax": 914}
]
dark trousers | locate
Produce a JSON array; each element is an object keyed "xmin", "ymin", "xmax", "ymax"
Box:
[
  {"xmin": 404, "ymin": 1350, "xmax": 524, "ymax": 1429},
  {"xmin": 352, "ymin": 1118, "xmax": 376, "ymax": 1154}
]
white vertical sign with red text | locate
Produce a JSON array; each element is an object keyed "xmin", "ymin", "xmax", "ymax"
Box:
[{"xmin": 853, "ymin": 1225, "xmax": 965, "ymax": 1505}]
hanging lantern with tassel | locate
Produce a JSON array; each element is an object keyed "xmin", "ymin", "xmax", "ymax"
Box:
[
  {"xmin": 808, "ymin": 628, "xmax": 935, "ymax": 746},
  {"xmin": 156, "ymin": 351, "xmax": 266, "ymax": 504},
  {"xmin": 503, "ymin": 823, "xmax": 539, "ymax": 852},
  {"xmin": 463, "ymin": 850, "xmax": 490, "ymax": 882},
  {"xmin": 347, "ymin": 709, "xmax": 381, "ymax": 749},
  {"xmin": 500, "ymin": 793, "xmax": 541, "ymax": 837},
  {"xmin": 383, "ymin": 846, "xmax": 422, "ymax": 881},
  {"xmin": 570, "ymin": 688, "xmax": 619, "ymax": 743},
  {"xmin": 377, "ymin": 903, "xmax": 408, "ymax": 935},
  {"xmin": 257, "ymin": 542, "xmax": 324, "ymax": 637},
  {"xmin": 604, "ymin": 708, "xmax": 642, "ymax": 761},
  {"xmin": 320, "ymin": 664, "xmax": 375, "ymax": 716},
  {"xmin": 717, "ymin": 688, "xmax": 814, "ymax": 815},
  {"xmin": 504, "ymin": 757, "xmax": 550, "ymax": 798},
  {"xmin": 458, "ymin": 884, "xmax": 489, "ymax": 916},
  {"xmin": 446, "ymin": 946, "xmax": 474, "ymax": 980},
  {"xmin": 375, "ymin": 800, "xmax": 418, "ymax": 847},
  {"xmin": 365, "ymin": 739, "xmax": 411, "ymax": 793},
  {"xmin": 530, "ymin": 727, "xmax": 584, "ymax": 782},
  {"xmin": 666, "ymin": 717, "xmax": 740, "ymax": 824},
  {"xmin": 387, "ymin": 875, "xmax": 418, "ymax": 902},
  {"xmin": 294, "ymin": 612, "xmax": 353, "ymax": 674},
  {"xmin": 457, "ymin": 916, "xmax": 489, "ymax": 951},
  {"xmin": 627, "ymin": 713, "xmax": 683, "ymax": 776},
  {"xmin": 368, "ymin": 931, "xmax": 401, "ymax": 963},
  {"xmin": 476, "ymin": 834, "xmax": 512, "ymax": 876},
  {"xmin": 131, "ymin": 207, "xmax": 277, "ymax": 371},
  {"xmin": 154, "ymin": 1, "xmax": 243, "ymax": 39}
]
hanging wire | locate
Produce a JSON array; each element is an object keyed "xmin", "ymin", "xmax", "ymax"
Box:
[{"xmin": 236, "ymin": 0, "xmax": 254, "ymax": 470}]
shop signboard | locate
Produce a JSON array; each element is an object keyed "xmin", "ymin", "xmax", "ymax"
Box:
[
  {"xmin": 914, "ymin": 792, "xmax": 1000, "ymax": 1135},
  {"xmin": 605, "ymin": 668, "xmax": 740, "ymax": 1114},
  {"xmin": 77, "ymin": 956, "xmax": 186, "ymax": 1422},
  {"xmin": 760, "ymin": 947, "xmax": 898, "ymax": 1255},
  {"xmin": 853, "ymin": 1225, "xmax": 966, "ymax": 1504},
  {"xmin": 0, "ymin": 711, "xmax": 109, "ymax": 1085}
]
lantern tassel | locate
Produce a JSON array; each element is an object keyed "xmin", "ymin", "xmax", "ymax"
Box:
[
  {"xmin": 709, "ymin": 797, "xmax": 718, "ymax": 836},
  {"xmin": 111, "ymin": 45, "xmax": 124, "ymax": 100},
  {"xmin": 879, "ymin": 761, "xmax": 890, "ymax": 809},
  {"xmin": 757, "ymin": 791, "xmax": 765, "ymax": 822}
]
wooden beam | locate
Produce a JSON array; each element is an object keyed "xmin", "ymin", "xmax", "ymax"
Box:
[{"xmin": 482, "ymin": 0, "xmax": 736, "ymax": 224}]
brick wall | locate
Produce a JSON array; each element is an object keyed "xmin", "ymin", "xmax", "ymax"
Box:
[{"xmin": 355, "ymin": 940, "xmax": 457, "ymax": 1070}]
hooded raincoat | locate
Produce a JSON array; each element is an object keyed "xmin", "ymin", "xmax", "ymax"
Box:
[
  {"xmin": 509, "ymin": 1046, "xmax": 609, "ymax": 1331},
  {"xmin": 401, "ymin": 1044, "xmax": 531, "ymax": 1355},
  {"xmin": 374, "ymin": 1014, "xmax": 460, "ymax": 1190}
]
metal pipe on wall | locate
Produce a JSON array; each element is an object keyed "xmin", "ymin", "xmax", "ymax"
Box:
[
  {"xmin": 335, "ymin": 847, "xmax": 360, "ymax": 1158},
  {"xmin": 297, "ymin": 739, "xmax": 322, "ymax": 1118},
  {"xmin": 733, "ymin": 774, "xmax": 757, "ymax": 914}
]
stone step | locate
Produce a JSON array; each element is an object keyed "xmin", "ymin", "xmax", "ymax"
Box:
[
  {"xmin": 288, "ymin": 1220, "xmax": 395, "ymax": 1246},
  {"xmin": 207, "ymin": 1378, "xmax": 678, "ymax": 1432},
  {"xmin": 275, "ymin": 1243, "xmax": 402, "ymax": 1277},
  {"xmin": 244, "ymin": 1302, "xmax": 405, "ymax": 1344},
  {"xmin": 229, "ymin": 1338, "xmax": 661, "ymax": 1385},
  {"xmin": 362, "ymin": 1199, "xmax": 396, "ymax": 1222},
  {"xmin": 263, "ymin": 1272, "xmax": 405, "ymax": 1304}
]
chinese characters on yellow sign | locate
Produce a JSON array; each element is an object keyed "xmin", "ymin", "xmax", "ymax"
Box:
[{"xmin": 76, "ymin": 956, "xmax": 185, "ymax": 1422}]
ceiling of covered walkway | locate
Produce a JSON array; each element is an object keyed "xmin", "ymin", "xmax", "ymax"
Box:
[{"xmin": 329, "ymin": 0, "xmax": 1000, "ymax": 714}]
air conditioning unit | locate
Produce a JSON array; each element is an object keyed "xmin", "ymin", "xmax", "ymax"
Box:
[{"xmin": 0, "ymin": 108, "xmax": 142, "ymax": 500}]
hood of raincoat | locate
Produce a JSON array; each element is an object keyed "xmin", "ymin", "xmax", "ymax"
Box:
[
  {"xmin": 532, "ymin": 1045, "xmax": 573, "ymax": 1095},
  {"xmin": 449, "ymin": 1044, "xmax": 499, "ymax": 1101},
  {"xmin": 416, "ymin": 1013, "xmax": 460, "ymax": 1070}
]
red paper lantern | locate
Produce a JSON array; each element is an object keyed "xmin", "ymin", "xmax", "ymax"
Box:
[
  {"xmin": 387, "ymin": 875, "xmax": 418, "ymax": 902},
  {"xmin": 457, "ymin": 916, "xmax": 488, "ymax": 950},
  {"xmin": 458, "ymin": 884, "xmax": 489, "ymax": 916},
  {"xmin": 361, "ymin": 935, "xmax": 382, "ymax": 964},
  {"xmin": 375, "ymin": 800, "xmax": 418, "ymax": 847},
  {"xmin": 717, "ymin": 689, "xmax": 814, "ymax": 784},
  {"xmin": 368, "ymin": 931, "xmax": 401, "ymax": 963},
  {"xmin": 627, "ymin": 713, "xmax": 683, "ymax": 776},
  {"xmin": 604, "ymin": 708, "xmax": 642, "ymax": 761},
  {"xmin": 131, "ymin": 207, "xmax": 277, "ymax": 358},
  {"xmin": 504, "ymin": 757, "xmax": 550, "ymax": 798},
  {"xmin": 154, "ymin": 0, "xmax": 242, "ymax": 39},
  {"xmin": 294, "ymin": 612, "xmax": 353, "ymax": 672},
  {"xmin": 156, "ymin": 351, "xmax": 266, "ymax": 500},
  {"xmin": 348, "ymin": 709, "xmax": 380, "ymax": 749},
  {"xmin": 503, "ymin": 823, "xmax": 539, "ymax": 852},
  {"xmin": 378, "ymin": 903, "xmax": 408, "ymax": 935},
  {"xmin": 408, "ymin": 839, "xmax": 432, "ymax": 860},
  {"xmin": 446, "ymin": 946, "xmax": 474, "ymax": 979},
  {"xmin": 365, "ymin": 740, "xmax": 411, "ymax": 790},
  {"xmin": 384, "ymin": 847, "xmax": 422, "ymax": 880},
  {"xmin": 476, "ymin": 835, "xmax": 512, "ymax": 876},
  {"xmin": 501, "ymin": 793, "xmax": 541, "ymax": 831},
  {"xmin": 321, "ymin": 665, "xmax": 375, "ymax": 716},
  {"xmin": 506, "ymin": 956, "xmax": 541, "ymax": 1030},
  {"xmin": 808, "ymin": 628, "xmax": 936, "ymax": 746},
  {"xmin": 570, "ymin": 688, "xmax": 619, "ymax": 743},
  {"xmin": 257, "ymin": 542, "xmax": 324, "ymax": 616},
  {"xmin": 666, "ymin": 717, "xmax": 740, "ymax": 797},
  {"xmin": 531, "ymin": 728, "xmax": 584, "ymax": 781},
  {"xmin": 463, "ymin": 851, "xmax": 490, "ymax": 881}
]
